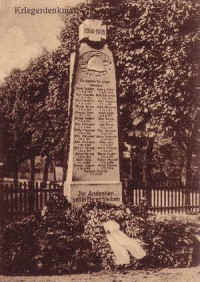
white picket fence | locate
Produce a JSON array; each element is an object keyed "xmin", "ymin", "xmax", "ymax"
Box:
[{"xmin": 128, "ymin": 186, "xmax": 200, "ymax": 214}]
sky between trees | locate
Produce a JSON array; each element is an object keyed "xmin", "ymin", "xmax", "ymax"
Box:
[{"xmin": 0, "ymin": 0, "xmax": 84, "ymax": 83}]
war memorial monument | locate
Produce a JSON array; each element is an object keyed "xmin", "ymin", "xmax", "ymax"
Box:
[{"xmin": 64, "ymin": 20, "xmax": 122, "ymax": 206}]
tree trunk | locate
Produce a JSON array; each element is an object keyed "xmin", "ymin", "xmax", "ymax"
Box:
[
  {"xmin": 146, "ymin": 138, "xmax": 154, "ymax": 204},
  {"xmin": 42, "ymin": 156, "xmax": 50, "ymax": 186},
  {"xmin": 185, "ymin": 149, "xmax": 192, "ymax": 212},
  {"xmin": 142, "ymin": 149, "xmax": 147, "ymax": 189},
  {"xmin": 28, "ymin": 157, "xmax": 35, "ymax": 213},
  {"xmin": 30, "ymin": 156, "xmax": 35, "ymax": 184},
  {"xmin": 132, "ymin": 150, "xmax": 141, "ymax": 186},
  {"xmin": 13, "ymin": 160, "xmax": 18, "ymax": 187},
  {"xmin": 181, "ymin": 148, "xmax": 192, "ymax": 213},
  {"xmin": 142, "ymin": 138, "xmax": 154, "ymax": 205},
  {"xmin": 52, "ymin": 160, "xmax": 57, "ymax": 183}
]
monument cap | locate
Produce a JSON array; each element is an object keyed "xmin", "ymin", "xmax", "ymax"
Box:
[{"xmin": 79, "ymin": 19, "xmax": 106, "ymax": 41}]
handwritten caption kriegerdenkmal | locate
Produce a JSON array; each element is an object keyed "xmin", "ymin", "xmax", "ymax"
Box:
[{"xmin": 14, "ymin": 6, "xmax": 78, "ymax": 15}]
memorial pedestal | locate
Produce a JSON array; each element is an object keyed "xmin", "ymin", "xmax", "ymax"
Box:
[{"xmin": 64, "ymin": 181, "xmax": 122, "ymax": 207}]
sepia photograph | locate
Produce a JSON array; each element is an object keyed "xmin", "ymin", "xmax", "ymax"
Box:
[{"xmin": 0, "ymin": 0, "xmax": 200, "ymax": 281}]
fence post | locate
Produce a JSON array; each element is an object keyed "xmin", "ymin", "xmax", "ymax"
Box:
[
  {"xmin": 144, "ymin": 183, "xmax": 152, "ymax": 208},
  {"xmin": 28, "ymin": 182, "xmax": 35, "ymax": 214},
  {"xmin": 122, "ymin": 179, "xmax": 127, "ymax": 204},
  {"xmin": 10, "ymin": 183, "xmax": 14, "ymax": 218},
  {"xmin": 183, "ymin": 186, "xmax": 191, "ymax": 214},
  {"xmin": 0, "ymin": 184, "xmax": 5, "ymax": 228}
]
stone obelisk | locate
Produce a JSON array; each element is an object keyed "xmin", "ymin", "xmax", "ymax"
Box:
[{"xmin": 64, "ymin": 20, "xmax": 122, "ymax": 206}]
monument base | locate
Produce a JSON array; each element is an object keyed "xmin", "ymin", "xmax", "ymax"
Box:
[{"xmin": 64, "ymin": 181, "xmax": 122, "ymax": 207}]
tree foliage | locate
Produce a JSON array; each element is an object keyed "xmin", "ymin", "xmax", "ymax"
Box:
[
  {"xmin": 0, "ymin": 50, "xmax": 69, "ymax": 182},
  {"xmin": 0, "ymin": 0, "xmax": 200, "ymax": 186}
]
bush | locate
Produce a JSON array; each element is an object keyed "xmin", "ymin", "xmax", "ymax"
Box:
[
  {"xmin": 141, "ymin": 220, "xmax": 194, "ymax": 268},
  {"xmin": 0, "ymin": 197, "xmax": 100, "ymax": 275},
  {"xmin": 0, "ymin": 196, "xmax": 198, "ymax": 274},
  {"xmin": 0, "ymin": 215, "xmax": 39, "ymax": 274},
  {"xmin": 82, "ymin": 201, "xmax": 195, "ymax": 270}
]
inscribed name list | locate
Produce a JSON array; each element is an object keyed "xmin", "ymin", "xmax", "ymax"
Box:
[{"xmin": 72, "ymin": 50, "xmax": 120, "ymax": 182}]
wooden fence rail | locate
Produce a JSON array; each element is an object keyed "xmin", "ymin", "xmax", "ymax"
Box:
[
  {"xmin": 0, "ymin": 182, "xmax": 63, "ymax": 219},
  {"xmin": 0, "ymin": 182, "xmax": 200, "ymax": 219},
  {"xmin": 124, "ymin": 182, "xmax": 200, "ymax": 214}
]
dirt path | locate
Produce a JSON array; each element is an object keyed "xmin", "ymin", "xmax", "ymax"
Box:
[{"xmin": 0, "ymin": 266, "xmax": 199, "ymax": 282}]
